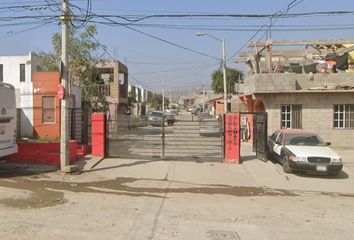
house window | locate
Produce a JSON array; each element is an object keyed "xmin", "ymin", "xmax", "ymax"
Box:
[
  {"xmin": 0, "ymin": 64, "xmax": 3, "ymax": 82},
  {"xmin": 20, "ymin": 64, "xmax": 25, "ymax": 82},
  {"xmin": 281, "ymin": 104, "xmax": 302, "ymax": 129},
  {"xmin": 42, "ymin": 96, "xmax": 55, "ymax": 124},
  {"xmin": 333, "ymin": 104, "xmax": 354, "ymax": 129}
]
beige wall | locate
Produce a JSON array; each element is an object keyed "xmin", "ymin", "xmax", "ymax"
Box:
[{"xmin": 257, "ymin": 92, "xmax": 354, "ymax": 148}]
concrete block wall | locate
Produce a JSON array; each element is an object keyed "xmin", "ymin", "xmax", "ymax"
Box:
[
  {"xmin": 244, "ymin": 73, "xmax": 354, "ymax": 95},
  {"xmin": 259, "ymin": 92, "xmax": 354, "ymax": 148}
]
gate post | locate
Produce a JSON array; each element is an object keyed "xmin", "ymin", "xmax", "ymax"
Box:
[
  {"xmin": 224, "ymin": 113, "xmax": 241, "ymax": 164},
  {"xmin": 161, "ymin": 115, "xmax": 165, "ymax": 159},
  {"xmin": 92, "ymin": 113, "xmax": 106, "ymax": 157}
]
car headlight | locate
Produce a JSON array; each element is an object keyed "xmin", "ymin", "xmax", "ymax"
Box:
[
  {"xmin": 289, "ymin": 156, "xmax": 307, "ymax": 162},
  {"xmin": 331, "ymin": 157, "xmax": 342, "ymax": 163}
]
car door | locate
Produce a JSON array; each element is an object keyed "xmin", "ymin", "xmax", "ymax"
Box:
[
  {"xmin": 268, "ymin": 130, "xmax": 280, "ymax": 152},
  {"xmin": 273, "ymin": 132, "xmax": 283, "ymax": 158}
]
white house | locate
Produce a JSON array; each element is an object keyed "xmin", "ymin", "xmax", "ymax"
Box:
[{"xmin": 0, "ymin": 52, "xmax": 43, "ymax": 137}]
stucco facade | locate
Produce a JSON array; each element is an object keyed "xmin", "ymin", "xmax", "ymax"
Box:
[
  {"xmin": 33, "ymin": 72, "xmax": 82, "ymax": 140},
  {"xmin": 0, "ymin": 53, "xmax": 42, "ymax": 137}
]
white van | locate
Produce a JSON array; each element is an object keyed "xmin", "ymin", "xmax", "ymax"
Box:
[{"xmin": 0, "ymin": 83, "xmax": 18, "ymax": 157}]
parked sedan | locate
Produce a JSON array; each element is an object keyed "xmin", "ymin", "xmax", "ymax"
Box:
[
  {"xmin": 148, "ymin": 111, "xmax": 175, "ymax": 126},
  {"xmin": 198, "ymin": 112, "xmax": 213, "ymax": 121},
  {"xmin": 268, "ymin": 129, "xmax": 343, "ymax": 175},
  {"xmin": 164, "ymin": 112, "xmax": 176, "ymax": 126},
  {"xmin": 199, "ymin": 119, "xmax": 221, "ymax": 136},
  {"xmin": 148, "ymin": 111, "xmax": 164, "ymax": 126}
]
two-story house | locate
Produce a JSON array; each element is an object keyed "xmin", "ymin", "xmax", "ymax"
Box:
[
  {"xmin": 236, "ymin": 39, "xmax": 354, "ymax": 148},
  {"xmin": 0, "ymin": 53, "xmax": 41, "ymax": 137},
  {"xmin": 0, "ymin": 53, "xmax": 82, "ymax": 140},
  {"xmin": 93, "ymin": 60, "xmax": 129, "ymax": 131}
]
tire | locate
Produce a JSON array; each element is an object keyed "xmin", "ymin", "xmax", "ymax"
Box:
[{"xmin": 282, "ymin": 155, "xmax": 292, "ymax": 173}]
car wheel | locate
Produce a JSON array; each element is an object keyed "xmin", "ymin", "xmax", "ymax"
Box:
[{"xmin": 282, "ymin": 155, "xmax": 292, "ymax": 173}]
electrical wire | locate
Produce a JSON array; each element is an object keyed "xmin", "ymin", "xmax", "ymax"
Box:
[
  {"xmin": 69, "ymin": 0, "xmax": 92, "ymax": 29},
  {"xmin": 0, "ymin": 19, "xmax": 56, "ymax": 39},
  {"xmin": 227, "ymin": 0, "xmax": 305, "ymax": 62},
  {"xmin": 130, "ymin": 63, "xmax": 219, "ymax": 75}
]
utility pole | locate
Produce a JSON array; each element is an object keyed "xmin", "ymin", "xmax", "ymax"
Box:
[
  {"xmin": 60, "ymin": 0, "xmax": 70, "ymax": 171},
  {"xmin": 202, "ymin": 80, "xmax": 205, "ymax": 112},
  {"xmin": 222, "ymin": 38, "xmax": 227, "ymax": 113},
  {"xmin": 161, "ymin": 78, "xmax": 165, "ymax": 159},
  {"xmin": 196, "ymin": 32, "xmax": 227, "ymax": 113},
  {"xmin": 268, "ymin": 16, "xmax": 273, "ymax": 39},
  {"xmin": 162, "ymin": 78, "xmax": 165, "ymax": 112}
]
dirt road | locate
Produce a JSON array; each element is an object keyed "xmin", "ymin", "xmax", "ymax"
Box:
[{"xmin": 1, "ymin": 146, "xmax": 354, "ymax": 240}]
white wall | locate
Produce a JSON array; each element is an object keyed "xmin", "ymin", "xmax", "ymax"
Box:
[{"xmin": 0, "ymin": 53, "xmax": 35, "ymax": 137}]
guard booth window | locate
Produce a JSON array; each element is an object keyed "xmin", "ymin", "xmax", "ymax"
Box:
[{"xmin": 281, "ymin": 104, "xmax": 302, "ymax": 129}]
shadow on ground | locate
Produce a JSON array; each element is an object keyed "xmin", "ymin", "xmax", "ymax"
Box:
[{"xmin": 0, "ymin": 162, "xmax": 57, "ymax": 179}]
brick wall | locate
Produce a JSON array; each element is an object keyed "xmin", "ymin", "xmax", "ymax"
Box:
[{"xmin": 258, "ymin": 92, "xmax": 354, "ymax": 148}]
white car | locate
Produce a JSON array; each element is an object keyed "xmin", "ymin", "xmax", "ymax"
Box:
[{"xmin": 268, "ymin": 129, "xmax": 343, "ymax": 175}]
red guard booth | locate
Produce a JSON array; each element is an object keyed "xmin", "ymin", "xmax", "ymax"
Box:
[
  {"xmin": 224, "ymin": 113, "xmax": 241, "ymax": 164},
  {"xmin": 92, "ymin": 113, "xmax": 106, "ymax": 157}
]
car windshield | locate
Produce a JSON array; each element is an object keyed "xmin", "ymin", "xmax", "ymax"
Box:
[
  {"xmin": 151, "ymin": 112, "xmax": 163, "ymax": 117},
  {"xmin": 284, "ymin": 133, "xmax": 326, "ymax": 146}
]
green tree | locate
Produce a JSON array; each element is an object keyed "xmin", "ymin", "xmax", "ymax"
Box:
[
  {"xmin": 147, "ymin": 94, "xmax": 169, "ymax": 110},
  {"xmin": 127, "ymin": 92, "xmax": 137, "ymax": 113},
  {"xmin": 211, "ymin": 68, "xmax": 244, "ymax": 95},
  {"xmin": 36, "ymin": 25, "xmax": 107, "ymax": 111}
]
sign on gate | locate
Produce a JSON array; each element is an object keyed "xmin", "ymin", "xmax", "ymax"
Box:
[{"xmin": 224, "ymin": 113, "xmax": 240, "ymax": 164}]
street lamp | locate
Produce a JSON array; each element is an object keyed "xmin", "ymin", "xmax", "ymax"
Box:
[{"xmin": 196, "ymin": 32, "xmax": 227, "ymax": 113}]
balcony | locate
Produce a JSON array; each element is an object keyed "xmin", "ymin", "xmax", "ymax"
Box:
[{"xmin": 98, "ymin": 84, "xmax": 110, "ymax": 96}]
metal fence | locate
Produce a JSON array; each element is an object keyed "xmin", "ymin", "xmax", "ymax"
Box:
[{"xmin": 106, "ymin": 112, "xmax": 223, "ymax": 162}]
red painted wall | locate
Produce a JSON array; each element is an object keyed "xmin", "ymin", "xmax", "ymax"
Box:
[
  {"xmin": 224, "ymin": 113, "xmax": 240, "ymax": 164},
  {"xmin": 8, "ymin": 140, "xmax": 78, "ymax": 166},
  {"xmin": 92, "ymin": 113, "xmax": 106, "ymax": 157},
  {"xmin": 32, "ymin": 72, "xmax": 61, "ymax": 139}
]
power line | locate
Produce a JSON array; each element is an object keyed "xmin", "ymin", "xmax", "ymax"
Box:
[
  {"xmin": 67, "ymin": 3, "xmax": 220, "ymax": 60},
  {"xmin": 89, "ymin": 34, "xmax": 159, "ymax": 91},
  {"xmin": 0, "ymin": 19, "xmax": 56, "ymax": 39},
  {"xmin": 1, "ymin": 8, "xmax": 354, "ymax": 22},
  {"xmin": 227, "ymin": 0, "xmax": 306, "ymax": 62},
  {"xmin": 100, "ymin": 16, "xmax": 219, "ymax": 60},
  {"xmin": 69, "ymin": 0, "xmax": 92, "ymax": 29},
  {"xmin": 130, "ymin": 62, "xmax": 219, "ymax": 75},
  {"xmin": 82, "ymin": 21, "xmax": 354, "ymax": 32},
  {"xmin": 81, "ymin": 11, "xmax": 354, "ymax": 22}
]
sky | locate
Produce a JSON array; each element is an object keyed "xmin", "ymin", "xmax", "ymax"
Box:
[{"xmin": 1, "ymin": 0, "xmax": 354, "ymax": 95}]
